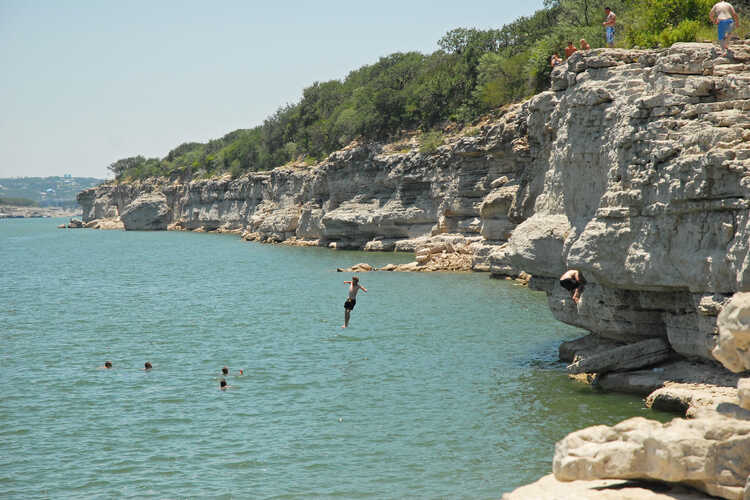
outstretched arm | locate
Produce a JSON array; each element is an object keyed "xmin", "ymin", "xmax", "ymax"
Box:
[
  {"xmin": 359, "ymin": 285, "xmax": 368, "ymax": 293},
  {"xmin": 344, "ymin": 281, "xmax": 352, "ymax": 285}
]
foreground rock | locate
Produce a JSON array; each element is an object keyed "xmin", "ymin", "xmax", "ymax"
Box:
[
  {"xmin": 553, "ymin": 415, "xmax": 750, "ymax": 500},
  {"xmin": 502, "ymin": 474, "xmax": 714, "ymax": 500},
  {"xmin": 714, "ymin": 292, "xmax": 750, "ymax": 374}
]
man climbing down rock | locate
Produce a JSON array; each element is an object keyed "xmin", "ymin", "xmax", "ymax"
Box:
[{"xmin": 560, "ymin": 270, "xmax": 585, "ymax": 304}]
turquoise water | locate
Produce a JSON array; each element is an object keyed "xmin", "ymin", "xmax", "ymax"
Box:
[{"xmin": 1, "ymin": 219, "xmax": 671, "ymax": 499}]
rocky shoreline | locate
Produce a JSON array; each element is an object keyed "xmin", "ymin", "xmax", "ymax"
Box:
[
  {"xmin": 0, "ymin": 204, "xmax": 81, "ymax": 219},
  {"xmin": 78, "ymin": 41, "xmax": 750, "ymax": 499}
]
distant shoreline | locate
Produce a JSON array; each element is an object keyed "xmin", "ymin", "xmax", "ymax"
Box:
[{"xmin": 0, "ymin": 204, "xmax": 81, "ymax": 219}]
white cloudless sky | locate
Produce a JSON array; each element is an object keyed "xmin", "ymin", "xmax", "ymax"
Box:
[{"xmin": 0, "ymin": 0, "xmax": 546, "ymax": 178}]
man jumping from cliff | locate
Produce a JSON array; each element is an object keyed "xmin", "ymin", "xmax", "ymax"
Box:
[
  {"xmin": 710, "ymin": 1, "xmax": 739, "ymax": 56},
  {"xmin": 560, "ymin": 270, "xmax": 585, "ymax": 304},
  {"xmin": 342, "ymin": 276, "xmax": 367, "ymax": 328}
]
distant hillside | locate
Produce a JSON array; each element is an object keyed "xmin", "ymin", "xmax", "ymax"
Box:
[{"xmin": 0, "ymin": 176, "xmax": 104, "ymax": 208}]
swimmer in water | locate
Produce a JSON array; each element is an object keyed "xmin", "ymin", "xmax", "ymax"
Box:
[
  {"xmin": 238, "ymin": 369, "xmax": 244, "ymax": 376},
  {"xmin": 99, "ymin": 361, "xmax": 113, "ymax": 369},
  {"xmin": 144, "ymin": 362, "xmax": 152, "ymax": 370},
  {"xmin": 222, "ymin": 366, "xmax": 229, "ymax": 376},
  {"xmin": 342, "ymin": 276, "xmax": 367, "ymax": 329},
  {"xmin": 220, "ymin": 379, "xmax": 231, "ymax": 390}
]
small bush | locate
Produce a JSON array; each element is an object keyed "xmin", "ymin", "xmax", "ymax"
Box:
[{"xmin": 419, "ymin": 131, "xmax": 444, "ymax": 154}]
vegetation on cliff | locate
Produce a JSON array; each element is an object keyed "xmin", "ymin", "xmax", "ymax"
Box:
[{"xmin": 109, "ymin": 0, "xmax": 748, "ymax": 182}]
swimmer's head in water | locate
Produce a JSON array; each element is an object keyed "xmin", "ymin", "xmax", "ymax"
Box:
[
  {"xmin": 239, "ymin": 369, "xmax": 244, "ymax": 375},
  {"xmin": 222, "ymin": 366, "xmax": 229, "ymax": 375},
  {"xmin": 352, "ymin": 276, "xmax": 359, "ymax": 284},
  {"xmin": 104, "ymin": 361, "xmax": 112, "ymax": 369},
  {"xmin": 220, "ymin": 379, "xmax": 227, "ymax": 388},
  {"xmin": 144, "ymin": 362, "xmax": 152, "ymax": 370}
]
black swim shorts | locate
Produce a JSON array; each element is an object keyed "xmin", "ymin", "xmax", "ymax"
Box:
[
  {"xmin": 344, "ymin": 298, "xmax": 356, "ymax": 310},
  {"xmin": 560, "ymin": 278, "xmax": 579, "ymax": 292}
]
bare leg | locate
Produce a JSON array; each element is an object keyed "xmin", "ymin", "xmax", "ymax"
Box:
[{"xmin": 343, "ymin": 309, "xmax": 350, "ymax": 328}]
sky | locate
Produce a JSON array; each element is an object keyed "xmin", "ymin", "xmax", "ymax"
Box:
[{"xmin": 0, "ymin": 0, "xmax": 546, "ymax": 179}]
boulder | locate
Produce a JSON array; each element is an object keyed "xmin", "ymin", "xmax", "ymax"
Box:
[
  {"xmin": 120, "ymin": 192, "xmax": 170, "ymax": 230},
  {"xmin": 567, "ymin": 338, "xmax": 673, "ymax": 375},
  {"xmin": 713, "ymin": 292, "xmax": 750, "ymax": 373},
  {"xmin": 503, "ymin": 214, "xmax": 571, "ymax": 277},
  {"xmin": 67, "ymin": 218, "xmax": 83, "ymax": 228},
  {"xmin": 553, "ymin": 415, "xmax": 750, "ymax": 500}
]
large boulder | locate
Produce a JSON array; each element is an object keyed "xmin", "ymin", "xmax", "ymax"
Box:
[
  {"xmin": 120, "ymin": 192, "xmax": 171, "ymax": 230},
  {"xmin": 501, "ymin": 214, "xmax": 571, "ymax": 277},
  {"xmin": 713, "ymin": 292, "xmax": 750, "ymax": 373},
  {"xmin": 553, "ymin": 415, "xmax": 750, "ymax": 500}
]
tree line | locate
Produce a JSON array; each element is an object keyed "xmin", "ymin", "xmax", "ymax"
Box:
[{"xmin": 110, "ymin": 0, "xmax": 747, "ymax": 181}]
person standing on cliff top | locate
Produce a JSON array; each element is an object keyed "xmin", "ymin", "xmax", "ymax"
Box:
[
  {"xmin": 580, "ymin": 39, "xmax": 591, "ymax": 51},
  {"xmin": 565, "ymin": 41, "xmax": 578, "ymax": 58},
  {"xmin": 603, "ymin": 7, "xmax": 616, "ymax": 47},
  {"xmin": 342, "ymin": 276, "xmax": 367, "ymax": 328},
  {"xmin": 710, "ymin": 1, "xmax": 739, "ymax": 55},
  {"xmin": 550, "ymin": 53, "xmax": 563, "ymax": 68},
  {"xmin": 560, "ymin": 270, "xmax": 585, "ymax": 304}
]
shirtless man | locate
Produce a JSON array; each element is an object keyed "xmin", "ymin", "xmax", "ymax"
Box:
[
  {"xmin": 710, "ymin": 1, "xmax": 739, "ymax": 54},
  {"xmin": 342, "ymin": 276, "xmax": 367, "ymax": 328},
  {"xmin": 560, "ymin": 270, "xmax": 586, "ymax": 304},
  {"xmin": 603, "ymin": 7, "xmax": 616, "ymax": 47},
  {"xmin": 580, "ymin": 39, "xmax": 591, "ymax": 51},
  {"xmin": 565, "ymin": 41, "xmax": 578, "ymax": 58}
]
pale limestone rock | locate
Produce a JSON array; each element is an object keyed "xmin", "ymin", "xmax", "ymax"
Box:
[
  {"xmin": 120, "ymin": 192, "xmax": 170, "ymax": 230},
  {"xmin": 739, "ymin": 379, "xmax": 750, "ymax": 411},
  {"xmin": 502, "ymin": 214, "xmax": 570, "ymax": 277},
  {"xmin": 553, "ymin": 416, "xmax": 750, "ymax": 500},
  {"xmin": 503, "ymin": 473, "xmax": 714, "ymax": 500},
  {"xmin": 646, "ymin": 383, "xmax": 739, "ymax": 417},
  {"xmin": 714, "ymin": 293, "xmax": 750, "ymax": 373}
]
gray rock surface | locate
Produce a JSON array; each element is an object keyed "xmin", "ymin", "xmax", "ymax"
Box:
[{"xmin": 567, "ymin": 338, "xmax": 673, "ymax": 375}]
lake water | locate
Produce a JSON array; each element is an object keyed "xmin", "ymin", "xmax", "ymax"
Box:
[{"xmin": 0, "ymin": 219, "xmax": 672, "ymax": 499}]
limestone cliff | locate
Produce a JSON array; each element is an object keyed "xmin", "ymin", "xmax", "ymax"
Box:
[{"xmin": 80, "ymin": 42, "xmax": 750, "ymax": 369}]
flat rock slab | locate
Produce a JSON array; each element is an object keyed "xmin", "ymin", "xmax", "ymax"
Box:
[
  {"xmin": 568, "ymin": 338, "xmax": 672, "ymax": 375},
  {"xmin": 596, "ymin": 360, "xmax": 743, "ymax": 398},
  {"xmin": 502, "ymin": 474, "xmax": 714, "ymax": 500},
  {"xmin": 559, "ymin": 334, "xmax": 624, "ymax": 363}
]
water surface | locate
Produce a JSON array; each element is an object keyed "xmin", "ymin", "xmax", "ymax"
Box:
[{"xmin": 0, "ymin": 219, "xmax": 671, "ymax": 498}]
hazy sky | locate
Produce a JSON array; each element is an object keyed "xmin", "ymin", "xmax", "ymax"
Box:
[{"xmin": 0, "ymin": 0, "xmax": 546, "ymax": 179}]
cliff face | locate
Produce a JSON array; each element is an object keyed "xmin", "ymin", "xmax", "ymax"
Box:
[{"xmin": 79, "ymin": 42, "xmax": 750, "ymax": 365}]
